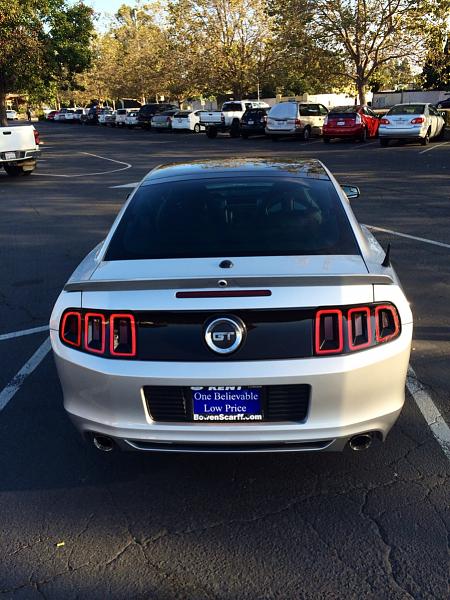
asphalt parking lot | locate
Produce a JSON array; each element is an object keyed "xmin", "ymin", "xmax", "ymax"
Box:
[{"xmin": 0, "ymin": 122, "xmax": 449, "ymax": 599}]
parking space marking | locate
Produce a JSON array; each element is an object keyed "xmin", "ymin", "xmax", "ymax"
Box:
[
  {"xmin": 367, "ymin": 225, "xmax": 450, "ymax": 250},
  {"xmin": 419, "ymin": 141, "xmax": 449, "ymax": 155},
  {"xmin": 407, "ymin": 366, "xmax": 450, "ymax": 461},
  {"xmin": 110, "ymin": 182, "xmax": 139, "ymax": 189},
  {"xmin": 35, "ymin": 152, "xmax": 132, "ymax": 178},
  {"xmin": 0, "ymin": 337, "xmax": 51, "ymax": 412},
  {"xmin": 0, "ymin": 325, "xmax": 49, "ymax": 341}
]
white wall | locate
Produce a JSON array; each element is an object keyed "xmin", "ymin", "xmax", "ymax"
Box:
[{"xmin": 372, "ymin": 90, "xmax": 450, "ymax": 109}]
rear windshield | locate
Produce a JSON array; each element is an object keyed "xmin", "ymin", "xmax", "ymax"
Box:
[
  {"xmin": 269, "ymin": 103, "xmax": 297, "ymax": 119},
  {"xmin": 222, "ymin": 102, "xmax": 243, "ymax": 112},
  {"xmin": 105, "ymin": 177, "xmax": 359, "ymax": 260},
  {"xmin": 175, "ymin": 111, "xmax": 191, "ymax": 118},
  {"xmin": 388, "ymin": 104, "xmax": 425, "ymax": 115},
  {"xmin": 244, "ymin": 109, "xmax": 266, "ymax": 118},
  {"xmin": 330, "ymin": 106, "xmax": 360, "ymax": 114}
]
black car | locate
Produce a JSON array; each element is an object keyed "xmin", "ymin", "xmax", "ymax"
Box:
[
  {"xmin": 137, "ymin": 103, "xmax": 178, "ymax": 129},
  {"xmin": 240, "ymin": 107, "xmax": 268, "ymax": 138},
  {"xmin": 436, "ymin": 97, "xmax": 450, "ymax": 109}
]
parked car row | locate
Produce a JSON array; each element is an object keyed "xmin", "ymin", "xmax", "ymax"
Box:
[{"xmin": 46, "ymin": 100, "xmax": 447, "ymax": 146}]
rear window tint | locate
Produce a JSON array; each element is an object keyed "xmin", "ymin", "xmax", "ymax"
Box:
[
  {"xmin": 222, "ymin": 102, "xmax": 243, "ymax": 112},
  {"xmin": 388, "ymin": 104, "xmax": 426, "ymax": 115},
  {"xmin": 269, "ymin": 103, "xmax": 297, "ymax": 119},
  {"xmin": 175, "ymin": 111, "xmax": 191, "ymax": 118},
  {"xmin": 105, "ymin": 177, "xmax": 359, "ymax": 260}
]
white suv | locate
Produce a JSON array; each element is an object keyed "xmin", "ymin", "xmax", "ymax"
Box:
[{"xmin": 266, "ymin": 102, "xmax": 329, "ymax": 141}]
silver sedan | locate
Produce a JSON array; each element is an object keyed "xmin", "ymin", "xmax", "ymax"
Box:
[{"xmin": 379, "ymin": 103, "xmax": 445, "ymax": 146}]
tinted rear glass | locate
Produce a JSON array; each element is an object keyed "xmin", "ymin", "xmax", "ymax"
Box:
[
  {"xmin": 222, "ymin": 102, "xmax": 243, "ymax": 112},
  {"xmin": 175, "ymin": 111, "xmax": 191, "ymax": 118},
  {"xmin": 243, "ymin": 109, "xmax": 266, "ymax": 119},
  {"xmin": 388, "ymin": 104, "xmax": 425, "ymax": 115},
  {"xmin": 105, "ymin": 177, "xmax": 359, "ymax": 260}
]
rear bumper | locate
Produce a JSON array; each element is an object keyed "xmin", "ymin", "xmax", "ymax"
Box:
[
  {"xmin": 379, "ymin": 126, "xmax": 426, "ymax": 139},
  {"xmin": 323, "ymin": 126, "xmax": 364, "ymax": 138},
  {"xmin": 51, "ymin": 323, "xmax": 412, "ymax": 452}
]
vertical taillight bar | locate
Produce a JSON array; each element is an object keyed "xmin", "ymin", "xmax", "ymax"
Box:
[
  {"xmin": 315, "ymin": 309, "xmax": 343, "ymax": 355},
  {"xmin": 110, "ymin": 314, "xmax": 137, "ymax": 357},
  {"xmin": 347, "ymin": 307, "xmax": 372, "ymax": 350},
  {"xmin": 84, "ymin": 312, "xmax": 106, "ymax": 354},
  {"xmin": 60, "ymin": 311, "xmax": 81, "ymax": 347},
  {"xmin": 375, "ymin": 305, "xmax": 400, "ymax": 343}
]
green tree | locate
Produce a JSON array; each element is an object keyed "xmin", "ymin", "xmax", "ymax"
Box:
[
  {"xmin": 0, "ymin": 0, "xmax": 95, "ymax": 126},
  {"xmin": 168, "ymin": 0, "xmax": 281, "ymax": 99},
  {"xmin": 270, "ymin": 0, "xmax": 439, "ymax": 104}
]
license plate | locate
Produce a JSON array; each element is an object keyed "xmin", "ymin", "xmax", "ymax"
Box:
[
  {"xmin": 337, "ymin": 121, "xmax": 345, "ymax": 126},
  {"xmin": 248, "ymin": 120, "xmax": 254, "ymax": 125},
  {"xmin": 191, "ymin": 387, "xmax": 262, "ymax": 422},
  {"xmin": 5, "ymin": 152, "xmax": 16, "ymax": 160}
]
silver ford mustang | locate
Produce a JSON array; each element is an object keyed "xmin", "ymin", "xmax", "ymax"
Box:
[{"xmin": 50, "ymin": 159, "xmax": 412, "ymax": 453}]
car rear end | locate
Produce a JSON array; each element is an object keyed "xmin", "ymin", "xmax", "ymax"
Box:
[
  {"xmin": 323, "ymin": 108, "xmax": 365, "ymax": 141},
  {"xmin": 0, "ymin": 124, "xmax": 40, "ymax": 174},
  {"xmin": 115, "ymin": 109, "xmax": 129, "ymax": 126},
  {"xmin": 152, "ymin": 111, "xmax": 175, "ymax": 130},
  {"xmin": 172, "ymin": 111, "xmax": 196, "ymax": 131},
  {"xmin": 125, "ymin": 111, "xmax": 139, "ymax": 128},
  {"xmin": 51, "ymin": 161, "xmax": 412, "ymax": 453},
  {"xmin": 379, "ymin": 104, "xmax": 429, "ymax": 141},
  {"xmin": 266, "ymin": 102, "xmax": 300, "ymax": 137},
  {"xmin": 240, "ymin": 108, "xmax": 267, "ymax": 138}
]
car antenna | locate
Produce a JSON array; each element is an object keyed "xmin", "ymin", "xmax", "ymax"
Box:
[{"xmin": 381, "ymin": 243, "xmax": 391, "ymax": 267}]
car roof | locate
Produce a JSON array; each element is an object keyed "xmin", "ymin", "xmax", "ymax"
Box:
[{"xmin": 141, "ymin": 158, "xmax": 330, "ymax": 185}]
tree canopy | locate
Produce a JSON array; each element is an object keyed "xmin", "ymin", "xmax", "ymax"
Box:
[{"xmin": 0, "ymin": 0, "xmax": 95, "ymax": 124}]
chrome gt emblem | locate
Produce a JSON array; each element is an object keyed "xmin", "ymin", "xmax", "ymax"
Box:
[{"xmin": 204, "ymin": 316, "xmax": 245, "ymax": 354}]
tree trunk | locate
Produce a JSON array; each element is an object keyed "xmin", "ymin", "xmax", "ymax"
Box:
[
  {"xmin": 0, "ymin": 75, "xmax": 8, "ymax": 127},
  {"xmin": 357, "ymin": 79, "xmax": 366, "ymax": 105}
]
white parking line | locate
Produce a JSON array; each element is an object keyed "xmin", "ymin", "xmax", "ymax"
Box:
[
  {"xmin": 0, "ymin": 325, "xmax": 49, "ymax": 341},
  {"xmin": 367, "ymin": 225, "xmax": 450, "ymax": 250},
  {"xmin": 35, "ymin": 152, "xmax": 132, "ymax": 178},
  {"xmin": 110, "ymin": 182, "xmax": 139, "ymax": 189},
  {"xmin": 419, "ymin": 141, "xmax": 449, "ymax": 155},
  {"xmin": 0, "ymin": 337, "xmax": 51, "ymax": 411},
  {"xmin": 407, "ymin": 366, "xmax": 450, "ymax": 461}
]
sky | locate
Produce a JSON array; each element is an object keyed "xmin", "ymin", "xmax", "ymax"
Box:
[{"xmin": 88, "ymin": 0, "xmax": 126, "ymax": 15}]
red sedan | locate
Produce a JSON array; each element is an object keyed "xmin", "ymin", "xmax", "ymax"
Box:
[{"xmin": 323, "ymin": 105, "xmax": 380, "ymax": 143}]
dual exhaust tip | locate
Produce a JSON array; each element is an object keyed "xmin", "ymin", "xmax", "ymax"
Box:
[
  {"xmin": 349, "ymin": 433, "xmax": 373, "ymax": 451},
  {"xmin": 92, "ymin": 433, "xmax": 374, "ymax": 453},
  {"xmin": 93, "ymin": 434, "xmax": 115, "ymax": 452}
]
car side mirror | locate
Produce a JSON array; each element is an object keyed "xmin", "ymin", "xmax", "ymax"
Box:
[{"xmin": 342, "ymin": 185, "xmax": 360, "ymax": 199}]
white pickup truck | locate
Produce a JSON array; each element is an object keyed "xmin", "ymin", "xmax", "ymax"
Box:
[
  {"xmin": 0, "ymin": 124, "xmax": 40, "ymax": 176},
  {"xmin": 200, "ymin": 100, "xmax": 270, "ymax": 138}
]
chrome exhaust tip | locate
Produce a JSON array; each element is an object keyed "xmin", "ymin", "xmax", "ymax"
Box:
[
  {"xmin": 349, "ymin": 434, "xmax": 372, "ymax": 452},
  {"xmin": 93, "ymin": 434, "xmax": 114, "ymax": 452}
]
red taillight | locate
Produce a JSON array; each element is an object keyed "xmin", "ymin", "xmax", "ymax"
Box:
[
  {"xmin": 375, "ymin": 305, "xmax": 400, "ymax": 343},
  {"xmin": 33, "ymin": 130, "xmax": 40, "ymax": 145},
  {"xmin": 84, "ymin": 312, "xmax": 106, "ymax": 354},
  {"xmin": 380, "ymin": 118, "xmax": 390, "ymax": 125},
  {"xmin": 347, "ymin": 307, "xmax": 371, "ymax": 350},
  {"xmin": 110, "ymin": 314, "xmax": 137, "ymax": 357},
  {"xmin": 315, "ymin": 304, "xmax": 401, "ymax": 356},
  {"xmin": 411, "ymin": 117, "xmax": 425, "ymax": 124},
  {"xmin": 60, "ymin": 311, "xmax": 81, "ymax": 347},
  {"xmin": 295, "ymin": 119, "xmax": 302, "ymax": 126},
  {"xmin": 315, "ymin": 309, "xmax": 343, "ymax": 355}
]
